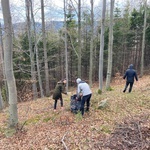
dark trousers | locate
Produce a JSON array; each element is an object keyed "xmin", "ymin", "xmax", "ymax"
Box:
[
  {"xmin": 80, "ymin": 94, "xmax": 92, "ymax": 115},
  {"xmin": 54, "ymin": 95, "xmax": 63, "ymax": 109},
  {"xmin": 123, "ymin": 81, "xmax": 134, "ymax": 93}
]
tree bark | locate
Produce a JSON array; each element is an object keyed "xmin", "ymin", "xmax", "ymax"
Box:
[
  {"xmin": 0, "ymin": 88, "xmax": 3, "ymax": 110},
  {"xmin": 25, "ymin": 0, "xmax": 38, "ymax": 100},
  {"xmin": 78, "ymin": 0, "xmax": 81, "ymax": 77},
  {"xmin": 30, "ymin": 1, "xmax": 44, "ymax": 98},
  {"xmin": 89, "ymin": 0, "xmax": 94, "ymax": 86},
  {"xmin": 99, "ymin": 0, "xmax": 106, "ymax": 91},
  {"xmin": 1, "ymin": 0, "xmax": 18, "ymax": 127},
  {"xmin": 0, "ymin": 22, "xmax": 8, "ymax": 106},
  {"xmin": 0, "ymin": 23, "xmax": 4, "ymax": 109},
  {"xmin": 41, "ymin": 0, "xmax": 50, "ymax": 96},
  {"xmin": 140, "ymin": 0, "xmax": 147, "ymax": 77},
  {"xmin": 64, "ymin": 0, "xmax": 68, "ymax": 91},
  {"xmin": 106, "ymin": 0, "xmax": 115, "ymax": 89}
]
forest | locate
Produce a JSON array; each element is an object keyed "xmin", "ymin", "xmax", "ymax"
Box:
[{"xmin": 0, "ymin": 0, "xmax": 150, "ymax": 149}]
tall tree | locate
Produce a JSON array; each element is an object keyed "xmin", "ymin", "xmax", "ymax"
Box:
[
  {"xmin": 65, "ymin": 2, "xmax": 78, "ymax": 84},
  {"xmin": 121, "ymin": 0, "xmax": 130, "ymax": 73},
  {"xmin": 99, "ymin": 0, "xmax": 106, "ymax": 91},
  {"xmin": 1, "ymin": 0, "xmax": 18, "ymax": 127},
  {"xmin": 89, "ymin": 0, "xmax": 94, "ymax": 86},
  {"xmin": 106, "ymin": 0, "xmax": 115, "ymax": 89},
  {"xmin": 140, "ymin": 0, "xmax": 147, "ymax": 77},
  {"xmin": 25, "ymin": 0, "xmax": 38, "ymax": 99},
  {"xmin": 0, "ymin": 89, "xmax": 3, "ymax": 110},
  {"xmin": 64, "ymin": 0, "xmax": 68, "ymax": 91},
  {"xmin": 0, "ymin": 23, "xmax": 9, "ymax": 105},
  {"xmin": 30, "ymin": 1, "xmax": 44, "ymax": 98},
  {"xmin": 0, "ymin": 23, "xmax": 4, "ymax": 109},
  {"xmin": 78, "ymin": 0, "xmax": 81, "ymax": 77},
  {"xmin": 41, "ymin": 0, "xmax": 50, "ymax": 96}
]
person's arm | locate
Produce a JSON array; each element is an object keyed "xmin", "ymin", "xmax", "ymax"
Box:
[
  {"xmin": 61, "ymin": 84, "xmax": 67, "ymax": 94},
  {"xmin": 76, "ymin": 85, "xmax": 82, "ymax": 99},
  {"xmin": 134, "ymin": 71, "xmax": 138, "ymax": 81},
  {"xmin": 76, "ymin": 85, "xmax": 79, "ymax": 97},
  {"xmin": 123, "ymin": 71, "xmax": 127, "ymax": 79}
]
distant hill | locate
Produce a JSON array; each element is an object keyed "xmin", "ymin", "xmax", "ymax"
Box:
[{"xmin": 12, "ymin": 21, "xmax": 64, "ymax": 34}]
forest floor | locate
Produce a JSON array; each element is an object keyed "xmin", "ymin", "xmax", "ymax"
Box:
[{"xmin": 0, "ymin": 75, "xmax": 150, "ymax": 150}]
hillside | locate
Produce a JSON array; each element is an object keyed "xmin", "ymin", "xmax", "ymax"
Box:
[
  {"xmin": 12, "ymin": 21, "xmax": 64, "ymax": 34},
  {"xmin": 0, "ymin": 75, "xmax": 150, "ymax": 150}
]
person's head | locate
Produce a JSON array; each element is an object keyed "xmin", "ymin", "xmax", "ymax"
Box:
[
  {"xmin": 62, "ymin": 78, "xmax": 67, "ymax": 84},
  {"xmin": 129, "ymin": 64, "xmax": 133, "ymax": 69},
  {"xmin": 76, "ymin": 78, "xmax": 81, "ymax": 84}
]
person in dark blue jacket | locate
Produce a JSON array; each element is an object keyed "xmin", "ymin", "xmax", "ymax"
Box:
[{"xmin": 123, "ymin": 64, "xmax": 138, "ymax": 93}]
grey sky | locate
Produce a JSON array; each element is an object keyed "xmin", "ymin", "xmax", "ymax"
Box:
[
  {"xmin": 0, "ymin": 0, "xmax": 147, "ymax": 23},
  {"xmin": 1, "ymin": 0, "xmax": 102, "ymax": 23}
]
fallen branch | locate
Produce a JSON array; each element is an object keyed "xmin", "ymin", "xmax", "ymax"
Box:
[
  {"xmin": 61, "ymin": 132, "xmax": 68, "ymax": 150},
  {"xmin": 104, "ymin": 114, "xmax": 150, "ymax": 150},
  {"xmin": 20, "ymin": 121, "xmax": 27, "ymax": 131},
  {"xmin": 136, "ymin": 121, "xmax": 143, "ymax": 149}
]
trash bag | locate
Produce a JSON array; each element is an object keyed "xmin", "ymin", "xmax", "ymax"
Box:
[{"xmin": 70, "ymin": 94, "xmax": 81, "ymax": 113}]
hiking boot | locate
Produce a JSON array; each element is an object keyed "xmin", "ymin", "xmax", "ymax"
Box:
[{"xmin": 85, "ymin": 108, "xmax": 89, "ymax": 112}]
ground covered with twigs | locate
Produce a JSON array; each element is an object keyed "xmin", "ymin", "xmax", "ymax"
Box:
[
  {"xmin": 0, "ymin": 75, "xmax": 150, "ymax": 150},
  {"xmin": 103, "ymin": 114, "xmax": 149, "ymax": 150}
]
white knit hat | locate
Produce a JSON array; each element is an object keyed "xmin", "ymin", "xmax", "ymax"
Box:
[{"xmin": 76, "ymin": 78, "xmax": 81, "ymax": 84}]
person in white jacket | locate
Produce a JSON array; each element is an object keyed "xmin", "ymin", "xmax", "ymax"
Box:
[{"xmin": 76, "ymin": 78, "xmax": 92, "ymax": 115}]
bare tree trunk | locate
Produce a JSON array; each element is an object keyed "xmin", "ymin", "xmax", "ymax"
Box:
[
  {"xmin": 1, "ymin": 0, "xmax": 18, "ymax": 127},
  {"xmin": 78, "ymin": 0, "xmax": 81, "ymax": 77},
  {"xmin": 25, "ymin": 0, "xmax": 38, "ymax": 100},
  {"xmin": 106, "ymin": 0, "xmax": 115, "ymax": 89},
  {"xmin": 30, "ymin": 1, "xmax": 44, "ymax": 98},
  {"xmin": 41, "ymin": 0, "xmax": 50, "ymax": 96},
  {"xmin": 0, "ymin": 23, "xmax": 4, "ymax": 109},
  {"xmin": 89, "ymin": 0, "xmax": 94, "ymax": 86},
  {"xmin": 64, "ymin": 0, "xmax": 68, "ymax": 91},
  {"xmin": 0, "ymin": 22, "xmax": 8, "ymax": 106},
  {"xmin": 99, "ymin": 0, "xmax": 106, "ymax": 91},
  {"xmin": 0, "ymin": 89, "xmax": 3, "ymax": 110},
  {"xmin": 140, "ymin": 0, "xmax": 147, "ymax": 77}
]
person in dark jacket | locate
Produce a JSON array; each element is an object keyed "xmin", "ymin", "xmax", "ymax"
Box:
[
  {"xmin": 52, "ymin": 79, "xmax": 67, "ymax": 111},
  {"xmin": 123, "ymin": 64, "xmax": 138, "ymax": 93},
  {"xmin": 76, "ymin": 78, "xmax": 92, "ymax": 115}
]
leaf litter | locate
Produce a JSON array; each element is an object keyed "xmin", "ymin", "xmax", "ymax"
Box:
[{"xmin": 0, "ymin": 75, "xmax": 149, "ymax": 150}]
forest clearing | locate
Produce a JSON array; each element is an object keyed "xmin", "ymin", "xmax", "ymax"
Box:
[{"xmin": 0, "ymin": 75, "xmax": 149, "ymax": 150}]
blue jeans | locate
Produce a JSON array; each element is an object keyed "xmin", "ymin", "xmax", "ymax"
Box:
[{"xmin": 80, "ymin": 94, "xmax": 92, "ymax": 115}]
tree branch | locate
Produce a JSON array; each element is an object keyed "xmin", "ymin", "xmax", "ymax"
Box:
[{"xmin": 61, "ymin": 132, "xmax": 69, "ymax": 150}]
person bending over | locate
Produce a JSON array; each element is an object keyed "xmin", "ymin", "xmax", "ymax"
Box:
[{"xmin": 76, "ymin": 78, "xmax": 92, "ymax": 115}]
